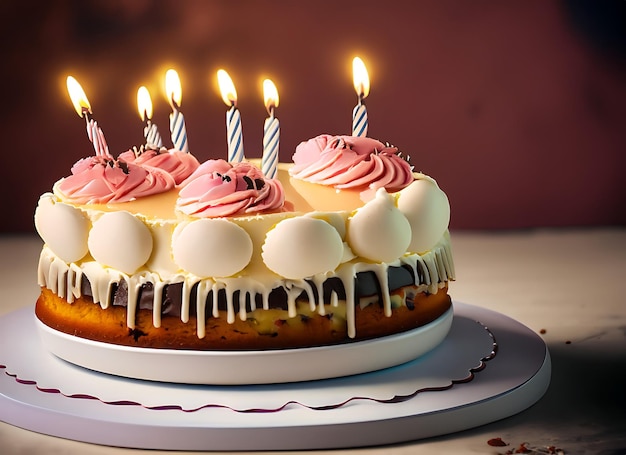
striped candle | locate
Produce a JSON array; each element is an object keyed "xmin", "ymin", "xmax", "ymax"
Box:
[
  {"xmin": 86, "ymin": 118, "xmax": 110, "ymax": 157},
  {"xmin": 262, "ymin": 113, "xmax": 279, "ymax": 179},
  {"xmin": 169, "ymin": 107, "xmax": 189, "ymax": 153},
  {"xmin": 351, "ymin": 57, "xmax": 370, "ymax": 137},
  {"xmin": 137, "ymin": 86, "xmax": 163, "ymax": 149},
  {"xmin": 144, "ymin": 121, "xmax": 163, "ymax": 149},
  {"xmin": 226, "ymin": 105, "xmax": 244, "ymax": 162},
  {"xmin": 65, "ymin": 76, "xmax": 111, "ymax": 157},
  {"xmin": 165, "ymin": 69, "xmax": 190, "ymax": 153},
  {"xmin": 352, "ymin": 101, "xmax": 368, "ymax": 138},
  {"xmin": 262, "ymin": 79, "xmax": 280, "ymax": 179},
  {"xmin": 217, "ymin": 70, "xmax": 244, "ymax": 163}
]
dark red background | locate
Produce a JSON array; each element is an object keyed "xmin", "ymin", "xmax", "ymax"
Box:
[{"xmin": 1, "ymin": 0, "xmax": 624, "ymax": 233}]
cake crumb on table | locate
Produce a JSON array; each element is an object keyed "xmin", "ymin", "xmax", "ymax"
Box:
[
  {"xmin": 487, "ymin": 439, "xmax": 565, "ymax": 454},
  {"xmin": 487, "ymin": 437, "xmax": 509, "ymax": 447}
]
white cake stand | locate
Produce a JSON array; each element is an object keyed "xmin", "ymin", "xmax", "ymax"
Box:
[{"xmin": 0, "ymin": 302, "xmax": 550, "ymax": 450}]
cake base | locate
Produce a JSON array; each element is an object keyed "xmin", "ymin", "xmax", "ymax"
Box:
[
  {"xmin": 35, "ymin": 285, "xmax": 452, "ymax": 351},
  {"xmin": 0, "ymin": 302, "xmax": 551, "ymax": 450}
]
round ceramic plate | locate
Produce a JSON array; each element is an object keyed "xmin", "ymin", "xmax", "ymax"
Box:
[{"xmin": 35, "ymin": 306, "xmax": 454, "ymax": 384}]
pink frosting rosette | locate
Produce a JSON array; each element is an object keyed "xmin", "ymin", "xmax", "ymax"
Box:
[
  {"xmin": 290, "ymin": 135, "xmax": 414, "ymax": 194},
  {"xmin": 118, "ymin": 147, "xmax": 200, "ymax": 185},
  {"xmin": 176, "ymin": 159, "xmax": 286, "ymax": 218},
  {"xmin": 57, "ymin": 155, "xmax": 176, "ymax": 204}
]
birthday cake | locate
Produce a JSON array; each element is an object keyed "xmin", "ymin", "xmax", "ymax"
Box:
[{"xmin": 34, "ymin": 73, "xmax": 454, "ymax": 352}]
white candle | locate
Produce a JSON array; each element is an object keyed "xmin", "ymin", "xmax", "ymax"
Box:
[
  {"xmin": 86, "ymin": 118, "xmax": 110, "ymax": 157},
  {"xmin": 145, "ymin": 121, "xmax": 162, "ymax": 150},
  {"xmin": 137, "ymin": 86, "xmax": 163, "ymax": 149},
  {"xmin": 217, "ymin": 69, "xmax": 244, "ymax": 163},
  {"xmin": 262, "ymin": 79, "xmax": 280, "ymax": 179},
  {"xmin": 352, "ymin": 57, "xmax": 370, "ymax": 137},
  {"xmin": 165, "ymin": 69, "xmax": 189, "ymax": 153},
  {"xmin": 66, "ymin": 76, "xmax": 110, "ymax": 157}
]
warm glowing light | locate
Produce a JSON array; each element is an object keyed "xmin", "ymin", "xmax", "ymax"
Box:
[
  {"xmin": 263, "ymin": 79, "xmax": 279, "ymax": 114},
  {"xmin": 137, "ymin": 86, "xmax": 153, "ymax": 121},
  {"xmin": 352, "ymin": 57, "xmax": 370, "ymax": 99},
  {"xmin": 66, "ymin": 76, "xmax": 92, "ymax": 117},
  {"xmin": 217, "ymin": 69, "xmax": 237, "ymax": 107},
  {"xmin": 165, "ymin": 69, "xmax": 183, "ymax": 108}
]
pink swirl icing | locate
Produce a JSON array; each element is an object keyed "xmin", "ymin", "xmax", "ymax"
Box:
[
  {"xmin": 57, "ymin": 155, "xmax": 175, "ymax": 204},
  {"xmin": 176, "ymin": 159, "xmax": 286, "ymax": 218},
  {"xmin": 118, "ymin": 147, "xmax": 200, "ymax": 185},
  {"xmin": 290, "ymin": 135, "xmax": 414, "ymax": 193}
]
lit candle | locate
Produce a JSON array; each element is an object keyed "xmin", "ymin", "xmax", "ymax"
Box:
[
  {"xmin": 262, "ymin": 79, "xmax": 280, "ymax": 179},
  {"xmin": 137, "ymin": 86, "xmax": 163, "ymax": 149},
  {"xmin": 165, "ymin": 69, "xmax": 189, "ymax": 153},
  {"xmin": 216, "ymin": 69, "xmax": 244, "ymax": 163},
  {"xmin": 352, "ymin": 57, "xmax": 370, "ymax": 137},
  {"xmin": 66, "ymin": 76, "xmax": 110, "ymax": 157}
]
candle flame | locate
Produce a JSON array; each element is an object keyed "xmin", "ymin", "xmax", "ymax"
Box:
[
  {"xmin": 165, "ymin": 69, "xmax": 183, "ymax": 109},
  {"xmin": 217, "ymin": 69, "xmax": 238, "ymax": 107},
  {"xmin": 352, "ymin": 57, "xmax": 370, "ymax": 99},
  {"xmin": 66, "ymin": 76, "xmax": 92, "ymax": 117},
  {"xmin": 263, "ymin": 79, "xmax": 279, "ymax": 114},
  {"xmin": 137, "ymin": 86, "xmax": 153, "ymax": 121}
]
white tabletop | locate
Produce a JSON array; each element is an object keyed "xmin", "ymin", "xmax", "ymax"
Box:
[{"xmin": 1, "ymin": 229, "xmax": 625, "ymax": 454}]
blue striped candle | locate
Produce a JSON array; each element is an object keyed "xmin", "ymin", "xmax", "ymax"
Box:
[
  {"xmin": 226, "ymin": 105, "xmax": 244, "ymax": 162},
  {"xmin": 352, "ymin": 101, "xmax": 368, "ymax": 137},
  {"xmin": 217, "ymin": 70, "xmax": 245, "ymax": 163},
  {"xmin": 169, "ymin": 107, "xmax": 189, "ymax": 153},
  {"xmin": 262, "ymin": 112, "xmax": 279, "ymax": 179},
  {"xmin": 165, "ymin": 69, "xmax": 190, "ymax": 153},
  {"xmin": 352, "ymin": 57, "xmax": 370, "ymax": 137},
  {"xmin": 262, "ymin": 79, "xmax": 280, "ymax": 179}
]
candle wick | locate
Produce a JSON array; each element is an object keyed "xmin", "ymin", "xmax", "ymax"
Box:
[
  {"xmin": 171, "ymin": 96, "xmax": 180, "ymax": 111},
  {"xmin": 82, "ymin": 107, "xmax": 93, "ymax": 122},
  {"xmin": 358, "ymin": 93, "xmax": 365, "ymax": 106}
]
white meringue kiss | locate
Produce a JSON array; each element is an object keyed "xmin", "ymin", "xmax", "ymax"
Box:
[
  {"xmin": 34, "ymin": 194, "xmax": 90, "ymax": 263},
  {"xmin": 348, "ymin": 188, "xmax": 411, "ymax": 262},
  {"xmin": 397, "ymin": 176, "xmax": 450, "ymax": 253},
  {"xmin": 262, "ymin": 216, "xmax": 343, "ymax": 279},
  {"xmin": 172, "ymin": 219, "xmax": 253, "ymax": 278},
  {"xmin": 88, "ymin": 211, "xmax": 153, "ymax": 275}
]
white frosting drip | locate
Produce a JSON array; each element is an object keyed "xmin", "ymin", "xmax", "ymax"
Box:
[
  {"xmin": 37, "ymin": 234, "xmax": 454, "ymax": 339},
  {"xmin": 152, "ymin": 281, "xmax": 165, "ymax": 328}
]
